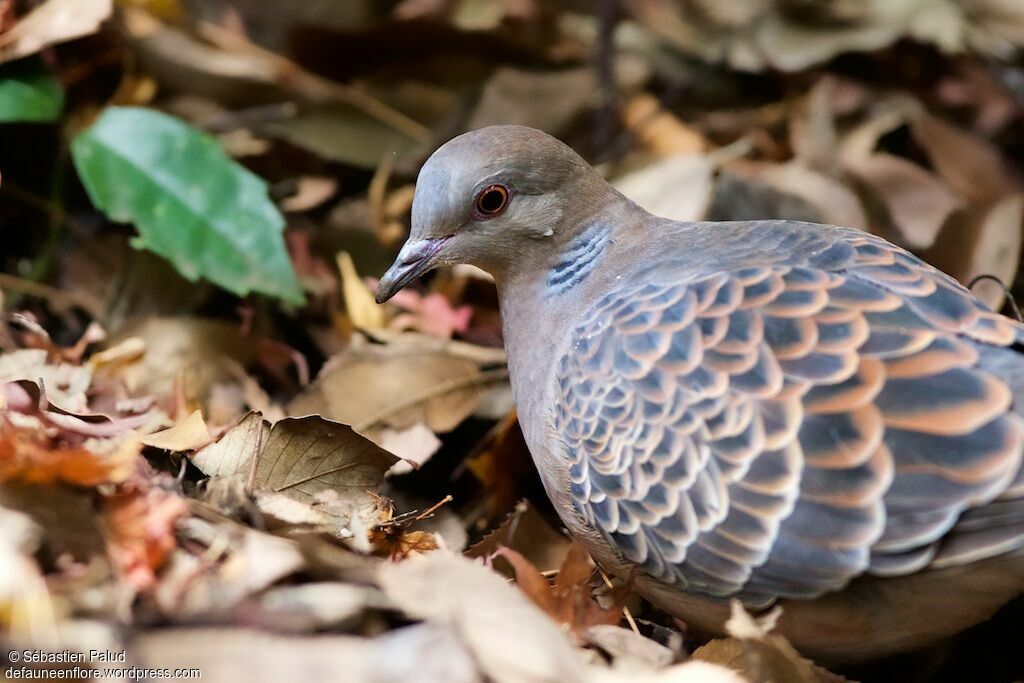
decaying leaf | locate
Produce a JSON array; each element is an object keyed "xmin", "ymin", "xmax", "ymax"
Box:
[
  {"xmin": 378, "ymin": 552, "xmax": 588, "ymax": 683},
  {"xmin": 494, "ymin": 541, "xmax": 627, "ymax": 641},
  {"xmin": 0, "ymin": 382, "xmax": 140, "ymax": 487},
  {"xmin": 691, "ymin": 602, "xmax": 846, "ymax": 683},
  {"xmin": 191, "ymin": 412, "xmax": 399, "ymax": 539},
  {"xmin": 288, "ymin": 331, "xmax": 508, "ymax": 436},
  {"xmin": 151, "ymin": 511, "xmax": 306, "ymax": 621},
  {"xmin": 101, "ymin": 477, "xmax": 188, "ymax": 592},
  {"xmin": 132, "ymin": 623, "xmax": 480, "ymax": 683},
  {"xmin": 0, "ymin": 0, "xmax": 112, "ymax": 64},
  {"xmin": 338, "ymin": 251, "xmax": 386, "ymax": 330},
  {"xmin": 465, "ymin": 499, "xmax": 571, "ymax": 575},
  {"xmin": 614, "ymin": 155, "xmax": 715, "ymax": 223},
  {"xmin": 622, "ymin": 93, "xmax": 706, "ymax": 156}
]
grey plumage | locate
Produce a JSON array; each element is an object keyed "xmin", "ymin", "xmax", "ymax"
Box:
[{"xmin": 377, "ymin": 125, "xmax": 1024, "ymax": 661}]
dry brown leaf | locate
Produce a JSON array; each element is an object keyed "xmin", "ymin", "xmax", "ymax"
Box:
[
  {"xmin": 191, "ymin": 412, "xmax": 398, "ymax": 537},
  {"xmin": 0, "ymin": 0, "xmax": 112, "ymax": 63},
  {"xmin": 465, "ymin": 499, "xmax": 571, "ymax": 575},
  {"xmin": 923, "ymin": 193, "xmax": 1024, "ymax": 310},
  {"xmin": 288, "ymin": 331, "xmax": 508, "ymax": 436},
  {"xmin": 378, "ymin": 552, "xmax": 588, "ymax": 683},
  {"xmin": 726, "ymin": 160, "xmax": 868, "ymax": 231},
  {"xmin": 280, "ymin": 176, "xmax": 338, "ymax": 213},
  {"xmin": 0, "ymin": 505, "xmax": 58, "ymax": 645},
  {"xmin": 0, "ymin": 397, "xmax": 139, "ymax": 488},
  {"xmin": 691, "ymin": 602, "xmax": 846, "ymax": 683},
  {"xmin": 909, "ymin": 109, "xmax": 1020, "ymax": 204},
  {"xmin": 494, "ymin": 542, "xmax": 627, "ymax": 641},
  {"xmin": 614, "ymin": 155, "xmax": 715, "ymax": 223},
  {"xmin": 623, "ymin": 93, "xmax": 706, "ymax": 156},
  {"xmin": 140, "ymin": 409, "xmax": 212, "ymax": 451},
  {"xmin": 464, "ymin": 411, "xmax": 536, "ymax": 520},
  {"xmin": 153, "ymin": 513, "xmax": 306, "ymax": 621},
  {"xmin": 584, "ymin": 624, "xmax": 675, "ymax": 669},
  {"xmin": 105, "ymin": 317, "xmax": 256, "ymax": 408},
  {"xmin": 379, "ymin": 422, "xmax": 441, "ymax": 475},
  {"xmin": 843, "ymin": 152, "xmax": 963, "ymax": 248}
]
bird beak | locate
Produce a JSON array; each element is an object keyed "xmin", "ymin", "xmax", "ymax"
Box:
[{"xmin": 375, "ymin": 236, "xmax": 450, "ymax": 303}]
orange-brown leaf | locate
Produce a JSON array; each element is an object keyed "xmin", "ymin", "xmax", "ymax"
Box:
[
  {"xmin": 102, "ymin": 484, "xmax": 188, "ymax": 592},
  {"xmin": 0, "ymin": 418, "xmax": 138, "ymax": 487}
]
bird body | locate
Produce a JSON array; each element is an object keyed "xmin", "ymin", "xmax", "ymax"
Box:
[{"xmin": 377, "ymin": 126, "xmax": 1024, "ymax": 661}]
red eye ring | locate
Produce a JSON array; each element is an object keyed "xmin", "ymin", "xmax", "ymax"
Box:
[{"xmin": 474, "ymin": 184, "xmax": 510, "ymax": 218}]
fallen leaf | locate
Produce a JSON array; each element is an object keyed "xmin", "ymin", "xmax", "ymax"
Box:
[
  {"xmin": 377, "ymin": 552, "xmax": 587, "ymax": 683},
  {"xmin": 384, "ymin": 287, "xmax": 474, "ymax": 339},
  {"xmin": 101, "ymin": 478, "xmax": 188, "ymax": 592},
  {"xmin": 613, "ymin": 155, "xmax": 715, "ymax": 223},
  {"xmin": 338, "ymin": 252, "xmax": 386, "ymax": 330},
  {"xmin": 726, "ymin": 160, "xmax": 868, "ymax": 231},
  {"xmin": 494, "ymin": 541, "xmax": 626, "ymax": 641},
  {"xmin": 622, "ymin": 93, "xmax": 706, "ymax": 156},
  {"xmin": 923, "ymin": 193, "xmax": 1024, "ymax": 310},
  {"xmin": 843, "ymin": 152, "xmax": 963, "ymax": 248},
  {"xmin": 132, "ymin": 623, "xmax": 479, "ymax": 683},
  {"xmin": 691, "ymin": 601, "xmax": 846, "ymax": 683},
  {"xmin": 288, "ymin": 331, "xmax": 508, "ymax": 436},
  {"xmin": 0, "ymin": 0, "xmax": 112, "ymax": 64},
  {"xmin": 141, "ymin": 409, "xmax": 212, "ymax": 451},
  {"xmin": 465, "ymin": 499, "xmax": 571, "ymax": 575},
  {"xmin": 0, "ymin": 396, "xmax": 139, "ymax": 488},
  {"xmin": 379, "ymin": 422, "xmax": 441, "ymax": 475},
  {"xmin": 280, "ymin": 176, "xmax": 338, "ymax": 213},
  {"xmin": 241, "ymin": 582, "xmax": 376, "ymax": 633},
  {"xmin": 909, "ymin": 108, "xmax": 1020, "ymax": 204},
  {"xmin": 191, "ymin": 412, "xmax": 398, "ymax": 536},
  {"xmin": 584, "ymin": 624, "xmax": 675, "ymax": 669},
  {"xmin": 152, "ymin": 513, "xmax": 306, "ymax": 621}
]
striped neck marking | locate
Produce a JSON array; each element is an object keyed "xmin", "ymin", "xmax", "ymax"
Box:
[{"xmin": 547, "ymin": 223, "xmax": 610, "ymax": 296}]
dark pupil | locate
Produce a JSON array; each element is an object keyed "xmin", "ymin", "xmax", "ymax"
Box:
[{"xmin": 479, "ymin": 189, "xmax": 505, "ymax": 213}]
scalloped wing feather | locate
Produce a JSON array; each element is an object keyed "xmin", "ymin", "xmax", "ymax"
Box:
[{"xmin": 555, "ymin": 226, "xmax": 1024, "ymax": 603}]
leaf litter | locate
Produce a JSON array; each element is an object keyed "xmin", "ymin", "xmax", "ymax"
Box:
[{"xmin": 4, "ymin": 0, "xmax": 1024, "ymax": 681}]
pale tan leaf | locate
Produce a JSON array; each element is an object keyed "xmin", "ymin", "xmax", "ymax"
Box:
[
  {"xmin": 141, "ymin": 410, "xmax": 212, "ymax": 451},
  {"xmin": 378, "ymin": 552, "xmax": 587, "ymax": 683},
  {"xmin": 614, "ymin": 155, "xmax": 715, "ymax": 223},
  {"xmin": 0, "ymin": 0, "xmax": 112, "ymax": 63},
  {"xmin": 288, "ymin": 332, "xmax": 508, "ymax": 436},
  {"xmin": 844, "ymin": 152, "xmax": 963, "ymax": 248}
]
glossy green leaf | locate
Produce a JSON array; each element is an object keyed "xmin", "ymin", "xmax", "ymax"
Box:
[
  {"xmin": 0, "ymin": 60, "xmax": 64, "ymax": 123},
  {"xmin": 71, "ymin": 106, "xmax": 304, "ymax": 305}
]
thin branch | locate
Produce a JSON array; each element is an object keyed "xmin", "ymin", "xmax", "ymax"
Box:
[{"xmin": 196, "ymin": 21, "xmax": 431, "ymax": 144}]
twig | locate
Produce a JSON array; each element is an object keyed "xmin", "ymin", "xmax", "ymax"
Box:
[
  {"xmin": 0, "ymin": 273, "xmax": 104, "ymax": 319},
  {"xmin": 593, "ymin": 0, "xmax": 619, "ymax": 156},
  {"xmin": 599, "ymin": 568, "xmax": 640, "ymax": 636},
  {"xmin": 195, "ymin": 21, "xmax": 431, "ymax": 143},
  {"xmin": 353, "ymin": 367, "xmax": 509, "ymax": 432}
]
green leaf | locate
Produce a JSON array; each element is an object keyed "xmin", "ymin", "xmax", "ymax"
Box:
[
  {"xmin": 0, "ymin": 60, "xmax": 64, "ymax": 123},
  {"xmin": 71, "ymin": 106, "xmax": 304, "ymax": 305}
]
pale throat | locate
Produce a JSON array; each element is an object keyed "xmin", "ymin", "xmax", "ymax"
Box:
[{"xmin": 545, "ymin": 222, "xmax": 612, "ymax": 297}]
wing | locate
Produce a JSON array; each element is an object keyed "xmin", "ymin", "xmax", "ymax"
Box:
[{"xmin": 555, "ymin": 228, "xmax": 1024, "ymax": 604}]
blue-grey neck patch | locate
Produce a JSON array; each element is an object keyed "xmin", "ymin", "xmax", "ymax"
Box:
[{"xmin": 547, "ymin": 223, "xmax": 611, "ymax": 296}]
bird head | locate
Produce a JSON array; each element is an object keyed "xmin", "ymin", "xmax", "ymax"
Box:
[{"xmin": 375, "ymin": 125, "xmax": 607, "ymax": 303}]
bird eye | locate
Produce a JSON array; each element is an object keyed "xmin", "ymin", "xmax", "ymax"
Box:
[{"xmin": 474, "ymin": 184, "xmax": 510, "ymax": 218}]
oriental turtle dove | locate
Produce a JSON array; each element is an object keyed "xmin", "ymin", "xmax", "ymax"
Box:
[{"xmin": 376, "ymin": 125, "xmax": 1024, "ymax": 662}]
